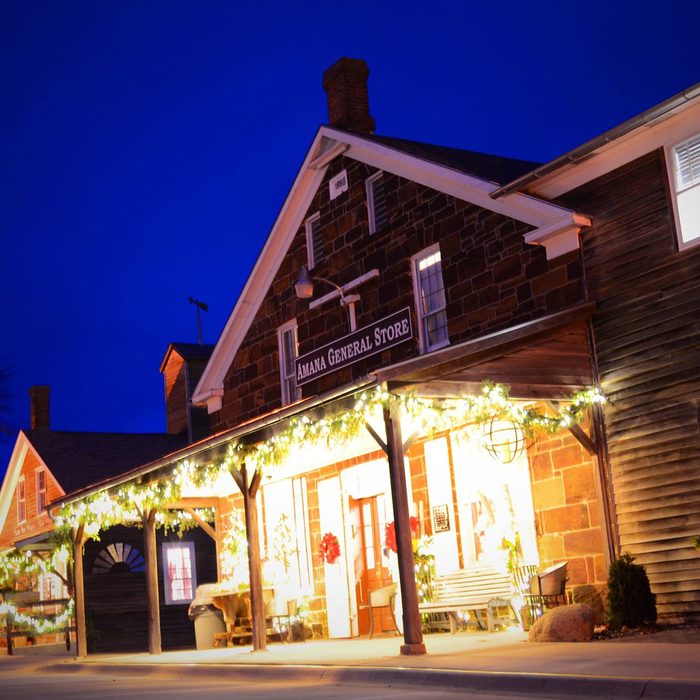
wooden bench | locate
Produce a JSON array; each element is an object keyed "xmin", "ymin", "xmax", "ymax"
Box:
[{"xmin": 418, "ymin": 565, "xmax": 514, "ymax": 632}]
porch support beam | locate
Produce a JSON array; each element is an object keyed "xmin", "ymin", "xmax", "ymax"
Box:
[
  {"xmin": 183, "ymin": 508, "xmax": 217, "ymax": 541},
  {"xmin": 383, "ymin": 402, "xmax": 426, "ymax": 656},
  {"xmin": 71, "ymin": 524, "xmax": 87, "ymax": 659},
  {"xmin": 364, "ymin": 422, "xmax": 387, "ymax": 454},
  {"xmin": 547, "ymin": 401, "xmax": 597, "ymax": 455},
  {"xmin": 143, "ymin": 508, "xmax": 162, "ymax": 655},
  {"xmin": 231, "ymin": 462, "xmax": 266, "ymax": 652}
]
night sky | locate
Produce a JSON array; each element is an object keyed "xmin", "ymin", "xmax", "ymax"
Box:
[{"xmin": 2, "ymin": 1, "xmax": 699, "ymax": 476}]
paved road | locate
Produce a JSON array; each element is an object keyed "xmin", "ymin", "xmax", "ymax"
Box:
[{"xmin": 0, "ymin": 664, "xmax": 572, "ymax": 700}]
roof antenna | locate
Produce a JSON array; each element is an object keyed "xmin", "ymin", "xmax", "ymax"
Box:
[{"xmin": 187, "ymin": 297, "xmax": 208, "ymax": 345}]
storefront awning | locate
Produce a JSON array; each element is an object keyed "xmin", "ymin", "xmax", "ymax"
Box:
[{"xmin": 374, "ymin": 302, "xmax": 596, "ymax": 400}]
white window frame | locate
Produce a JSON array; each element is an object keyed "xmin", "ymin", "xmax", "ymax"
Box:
[
  {"xmin": 365, "ymin": 171, "xmax": 384, "ymax": 235},
  {"xmin": 162, "ymin": 541, "xmax": 197, "ymax": 605},
  {"xmin": 411, "ymin": 244, "xmax": 450, "ymax": 353},
  {"xmin": 305, "ymin": 212, "xmax": 322, "ymax": 269},
  {"xmin": 36, "ymin": 468, "xmax": 47, "ymax": 514},
  {"xmin": 278, "ymin": 319, "xmax": 300, "ymax": 405},
  {"xmin": 16, "ymin": 476, "xmax": 26, "ymax": 523},
  {"xmin": 666, "ymin": 133, "xmax": 700, "ymax": 250}
]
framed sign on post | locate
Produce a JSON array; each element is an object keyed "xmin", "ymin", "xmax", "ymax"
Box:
[{"xmin": 432, "ymin": 504, "xmax": 450, "ymax": 533}]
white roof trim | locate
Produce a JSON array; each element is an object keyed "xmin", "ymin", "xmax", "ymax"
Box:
[
  {"xmin": 527, "ymin": 99, "xmax": 700, "ymax": 198},
  {"xmin": 0, "ymin": 433, "xmax": 66, "ymax": 544},
  {"xmin": 193, "ymin": 126, "xmax": 589, "ymax": 412}
]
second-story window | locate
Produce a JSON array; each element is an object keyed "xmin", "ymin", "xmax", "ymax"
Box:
[
  {"xmin": 17, "ymin": 476, "xmax": 26, "ymax": 523},
  {"xmin": 412, "ymin": 245, "xmax": 449, "ymax": 353},
  {"xmin": 36, "ymin": 469, "xmax": 47, "ymax": 513},
  {"xmin": 278, "ymin": 320, "xmax": 300, "ymax": 405},
  {"xmin": 669, "ymin": 132, "xmax": 700, "ymax": 247},
  {"xmin": 305, "ymin": 212, "xmax": 324, "ymax": 269},
  {"xmin": 366, "ymin": 171, "xmax": 388, "ymax": 235}
]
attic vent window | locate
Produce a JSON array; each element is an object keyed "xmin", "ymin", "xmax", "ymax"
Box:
[
  {"xmin": 366, "ymin": 171, "xmax": 388, "ymax": 235},
  {"xmin": 305, "ymin": 212, "xmax": 324, "ymax": 269},
  {"xmin": 670, "ymin": 132, "xmax": 700, "ymax": 247},
  {"xmin": 329, "ymin": 169, "xmax": 348, "ymax": 200}
]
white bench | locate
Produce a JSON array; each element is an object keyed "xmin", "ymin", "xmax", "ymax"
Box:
[{"xmin": 418, "ymin": 565, "xmax": 514, "ymax": 632}]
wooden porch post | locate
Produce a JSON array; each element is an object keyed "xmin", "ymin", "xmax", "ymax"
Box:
[
  {"xmin": 241, "ymin": 463, "xmax": 266, "ymax": 652},
  {"xmin": 72, "ymin": 524, "xmax": 87, "ymax": 659},
  {"xmin": 229, "ymin": 462, "xmax": 266, "ymax": 652},
  {"xmin": 143, "ymin": 508, "xmax": 162, "ymax": 655},
  {"xmin": 383, "ymin": 402, "xmax": 426, "ymax": 656}
]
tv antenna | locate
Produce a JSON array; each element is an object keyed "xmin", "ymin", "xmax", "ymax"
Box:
[{"xmin": 188, "ymin": 297, "xmax": 208, "ymax": 345}]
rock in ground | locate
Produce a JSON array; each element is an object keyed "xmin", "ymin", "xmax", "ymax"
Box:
[{"xmin": 528, "ymin": 604, "xmax": 596, "ymax": 642}]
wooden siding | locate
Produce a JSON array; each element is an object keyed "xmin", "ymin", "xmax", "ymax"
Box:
[
  {"xmin": 560, "ymin": 149, "xmax": 700, "ymax": 622},
  {"xmin": 83, "ymin": 524, "xmax": 218, "ymax": 652}
]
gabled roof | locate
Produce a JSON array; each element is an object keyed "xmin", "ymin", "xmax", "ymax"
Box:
[
  {"xmin": 160, "ymin": 342, "xmax": 215, "ymax": 373},
  {"xmin": 192, "ymin": 125, "xmax": 590, "ymax": 413},
  {"xmin": 363, "ymin": 133, "xmax": 540, "ymax": 184},
  {"xmin": 22, "ymin": 430, "xmax": 187, "ymax": 495}
]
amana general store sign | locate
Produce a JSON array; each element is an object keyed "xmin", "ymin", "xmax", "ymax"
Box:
[{"xmin": 296, "ymin": 307, "xmax": 413, "ymax": 386}]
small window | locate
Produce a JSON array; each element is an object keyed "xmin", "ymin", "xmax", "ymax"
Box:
[
  {"xmin": 16, "ymin": 476, "xmax": 26, "ymax": 523},
  {"xmin": 366, "ymin": 171, "xmax": 388, "ymax": 235},
  {"xmin": 412, "ymin": 245, "xmax": 449, "ymax": 353},
  {"xmin": 278, "ymin": 320, "xmax": 300, "ymax": 405},
  {"xmin": 162, "ymin": 542, "xmax": 197, "ymax": 605},
  {"xmin": 669, "ymin": 133, "xmax": 700, "ymax": 247},
  {"xmin": 305, "ymin": 212, "xmax": 324, "ymax": 269},
  {"xmin": 36, "ymin": 469, "xmax": 47, "ymax": 514}
]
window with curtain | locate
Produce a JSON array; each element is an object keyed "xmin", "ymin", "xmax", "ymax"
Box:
[{"xmin": 162, "ymin": 542, "xmax": 197, "ymax": 605}]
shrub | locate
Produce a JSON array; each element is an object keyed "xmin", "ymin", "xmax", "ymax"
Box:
[{"xmin": 606, "ymin": 553, "xmax": 657, "ymax": 630}]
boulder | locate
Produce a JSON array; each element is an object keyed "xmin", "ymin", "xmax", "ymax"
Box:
[{"xmin": 528, "ymin": 604, "xmax": 596, "ymax": 642}]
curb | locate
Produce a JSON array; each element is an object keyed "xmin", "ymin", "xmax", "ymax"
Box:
[{"xmin": 40, "ymin": 661, "xmax": 700, "ymax": 699}]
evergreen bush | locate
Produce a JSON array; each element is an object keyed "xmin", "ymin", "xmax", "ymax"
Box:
[{"xmin": 606, "ymin": 553, "xmax": 657, "ymax": 630}]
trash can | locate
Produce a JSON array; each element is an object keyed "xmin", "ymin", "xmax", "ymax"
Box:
[{"xmin": 188, "ymin": 584, "xmax": 226, "ymax": 650}]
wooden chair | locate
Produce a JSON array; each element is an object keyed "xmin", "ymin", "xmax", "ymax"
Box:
[{"xmin": 366, "ymin": 582, "xmax": 399, "ymax": 639}]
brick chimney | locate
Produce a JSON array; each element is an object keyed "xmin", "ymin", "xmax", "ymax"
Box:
[
  {"xmin": 322, "ymin": 58, "xmax": 375, "ymax": 135},
  {"xmin": 29, "ymin": 385, "xmax": 50, "ymax": 430}
]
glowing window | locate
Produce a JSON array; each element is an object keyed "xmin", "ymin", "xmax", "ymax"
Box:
[
  {"xmin": 278, "ymin": 319, "xmax": 300, "ymax": 406},
  {"xmin": 670, "ymin": 133, "xmax": 700, "ymax": 247},
  {"xmin": 412, "ymin": 245, "xmax": 449, "ymax": 352},
  {"xmin": 162, "ymin": 542, "xmax": 197, "ymax": 605}
]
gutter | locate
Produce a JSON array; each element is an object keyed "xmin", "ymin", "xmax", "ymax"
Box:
[{"xmin": 491, "ymin": 81, "xmax": 700, "ymax": 199}]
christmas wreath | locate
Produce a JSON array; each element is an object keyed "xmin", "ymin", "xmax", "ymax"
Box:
[
  {"xmin": 319, "ymin": 532, "xmax": 341, "ymax": 564},
  {"xmin": 384, "ymin": 516, "xmax": 420, "ymax": 553}
]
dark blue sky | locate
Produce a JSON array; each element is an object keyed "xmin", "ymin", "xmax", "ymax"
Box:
[{"xmin": 2, "ymin": 1, "xmax": 699, "ymax": 473}]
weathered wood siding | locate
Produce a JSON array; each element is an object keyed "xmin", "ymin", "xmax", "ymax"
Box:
[
  {"xmin": 559, "ymin": 149, "xmax": 700, "ymax": 622},
  {"xmin": 84, "ymin": 524, "xmax": 218, "ymax": 652}
]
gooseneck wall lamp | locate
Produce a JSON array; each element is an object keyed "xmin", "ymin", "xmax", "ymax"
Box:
[{"xmin": 295, "ymin": 265, "xmax": 361, "ymax": 331}]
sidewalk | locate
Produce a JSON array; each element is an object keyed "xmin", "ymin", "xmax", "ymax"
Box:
[{"xmin": 20, "ymin": 628, "xmax": 700, "ymax": 698}]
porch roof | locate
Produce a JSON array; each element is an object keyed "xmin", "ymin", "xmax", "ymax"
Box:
[
  {"xmin": 376, "ymin": 302, "xmax": 596, "ymax": 400},
  {"xmin": 51, "ymin": 303, "xmax": 595, "ymax": 510}
]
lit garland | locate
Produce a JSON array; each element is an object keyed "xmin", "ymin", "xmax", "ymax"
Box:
[
  {"xmin": 0, "ymin": 545, "xmax": 71, "ymax": 590},
  {"xmin": 56, "ymin": 383, "xmax": 605, "ymax": 536},
  {"xmin": 0, "ymin": 598, "xmax": 74, "ymax": 635}
]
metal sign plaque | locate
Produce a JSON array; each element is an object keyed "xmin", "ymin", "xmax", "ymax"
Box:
[{"xmin": 296, "ymin": 307, "xmax": 413, "ymax": 386}]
